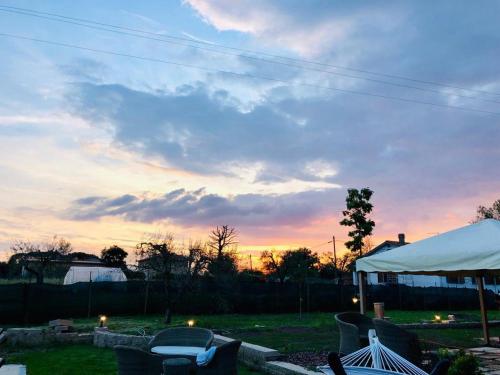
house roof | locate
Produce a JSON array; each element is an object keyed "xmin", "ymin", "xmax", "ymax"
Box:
[{"xmin": 363, "ymin": 239, "xmax": 410, "ymax": 258}]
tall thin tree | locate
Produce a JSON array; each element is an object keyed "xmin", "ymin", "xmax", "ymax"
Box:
[{"xmin": 340, "ymin": 188, "xmax": 375, "ymax": 257}]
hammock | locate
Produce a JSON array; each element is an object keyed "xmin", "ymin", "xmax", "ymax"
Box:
[{"xmin": 318, "ymin": 330, "xmax": 429, "ymax": 375}]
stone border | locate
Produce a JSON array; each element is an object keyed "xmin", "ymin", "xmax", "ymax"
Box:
[
  {"xmin": 4, "ymin": 328, "xmax": 92, "ymax": 347},
  {"xmin": 93, "ymin": 329, "xmax": 151, "ymax": 350}
]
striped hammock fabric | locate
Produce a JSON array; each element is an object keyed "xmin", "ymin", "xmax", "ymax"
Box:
[{"xmin": 318, "ymin": 330, "xmax": 428, "ymax": 375}]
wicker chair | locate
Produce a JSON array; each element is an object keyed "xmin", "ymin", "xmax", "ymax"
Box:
[
  {"xmin": 114, "ymin": 345, "xmax": 163, "ymax": 375},
  {"xmin": 335, "ymin": 312, "xmax": 375, "ymax": 355},
  {"xmin": 196, "ymin": 340, "xmax": 242, "ymax": 375},
  {"xmin": 148, "ymin": 327, "xmax": 214, "ymax": 351},
  {"xmin": 328, "ymin": 352, "xmax": 347, "ymax": 375},
  {"xmin": 373, "ymin": 318, "xmax": 422, "ymax": 366}
]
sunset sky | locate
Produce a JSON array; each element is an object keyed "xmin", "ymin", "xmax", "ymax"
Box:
[{"xmin": 0, "ymin": 1, "xmax": 499, "ymax": 264}]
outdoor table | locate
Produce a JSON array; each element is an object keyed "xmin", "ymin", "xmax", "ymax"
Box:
[{"xmin": 0, "ymin": 365, "xmax": 26, "ymax": 375}]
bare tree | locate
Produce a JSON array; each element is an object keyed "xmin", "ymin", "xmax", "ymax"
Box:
[
  {"xmin": 10, "ymin": 236, "xmax": 72, "ymax": 284},
  {"xmin": 260, "ymin": 250, "xmax": 289, "ymax": 284},
  {"xmin": 136, "ymin": 233, "xmax": 209, "ymax": 324},
  {"xmin": 336, "ymin": 252, "xmax": 359, "ymax": 272},
  {"xmin": 320, "ymin": 251, "xmax": 358, "ymax": 275},
  {"xmin": 208, "ymin": 225, "xmax": 238, "ymax": 259},
  {"xmin": 474, "ymin": 199, "xmax": 500, "ymax": 222}
]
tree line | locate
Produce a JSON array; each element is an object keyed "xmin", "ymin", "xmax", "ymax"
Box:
[{"xmin": 1, "ymin": 189, "xmax": 497, "ymax": 323}]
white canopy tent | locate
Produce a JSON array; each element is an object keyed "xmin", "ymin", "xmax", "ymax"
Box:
[{"xmin": 356, "ymin": 219, "xmax": 500, "ymax": 345}]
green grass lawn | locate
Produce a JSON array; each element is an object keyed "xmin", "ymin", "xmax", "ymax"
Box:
[
  {"xmin": 66, "ymin": 310, "xmax": 500, "ymax": 351},
  {"xmin": 71, "ymin": 310, "xmax": 500, "ymax": 332},
  {"xmin": 5, "ymin": 344, "xmax": 263, "ymax": 375}
]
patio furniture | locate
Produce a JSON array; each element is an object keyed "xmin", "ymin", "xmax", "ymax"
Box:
[
  {"xmin": 325, "ymin": 352, "xmax": 449, "ymax": 375},
  {"xmin": 320, "ymin": 330, "xmax": 448, "ymax": 375},
  {"xmin": 114, "ymin": 345, "xmax": 163, "ymax": 375},
  {"xmin": 328, "ymin": 352, "xmax": 347, "ymax": 375},
  {"xmin": 196, "ymin": 340, "xmax": 241, "ymax": 375},
  {"xmin": 149, "ymin": 327, "xmax": 214, "ymax": 363},
  {"xmin": 163, "ymin": 358, "xmax": 192, "ymax": 375},
  {"xmin": 372, "ymin": 319, "xmax": 422, "ymax": 366},
  {"xmin": 0, "ymin": 365, "xmax": 26, "ymax": 375},
  {"xmin": 335, "ymin": 312, "xmax": 375, "ymax": 354}
]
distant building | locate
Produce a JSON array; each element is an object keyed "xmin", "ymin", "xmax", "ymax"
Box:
[
  {"xmin": 20, "ymin": 251, "xmax": 103, "ymax": 278},
  {"xmin": 356, "ymin": 233, "xmax": 500, "ymax": 293},
  {"xmin": 63, "ymin": 266, "xmax": 127, "ymax": 284}
]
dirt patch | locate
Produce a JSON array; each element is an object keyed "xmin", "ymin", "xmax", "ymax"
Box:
[{"xmin": 285, "ymin": 351, "xmax": 329, "ymax": 369}]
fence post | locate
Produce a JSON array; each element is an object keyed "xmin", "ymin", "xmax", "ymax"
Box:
[
  {"xmin": 306, "ymin": 282, "xmax": 310, "ymax": 313},
  {"xmin": 87, "ymin": 279, "xmax": 92, "ymax": 318},
  {"xmin": 398, "ymin": 283, "xmax": 402, "ymax": 310},
  {"xmin": 299, "ymin": 282, "xmax": 303, "ymax": 319},
  {"xmin": 339, "ymin": 283, "xmax": 343, "ymax": 310},
  {"xmin": 22, "ymin": 283, "xmax": 29, "ymax": 325},
  {"xmin": 144, "ymin": 280, "xmax": 150, "ymax": 314}
]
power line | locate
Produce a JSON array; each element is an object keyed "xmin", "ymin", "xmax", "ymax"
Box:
[
  {"xmin": 1, "ymin": 4, "xmax": 499, "ymax": 98},
  {"xmin": 1, "ymin": 32, "xmax": 499, "ymax": 116},
  {"xmin": 2, "ymin": 8, "xmax": 500, "ymax": 105},
  {"xmin": 310, "ymin": 241, "xmax": 331, "ymax": 249}
]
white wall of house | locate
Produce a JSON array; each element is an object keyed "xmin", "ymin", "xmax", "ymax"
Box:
[{"xmin": 360, "ymin": 272, "xmax": 500, "ymax": 293}]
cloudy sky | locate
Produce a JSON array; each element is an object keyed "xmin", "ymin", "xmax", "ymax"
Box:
[{"xmin": 0, "ymin": 1, "xmax": 499, "ymax": 262}]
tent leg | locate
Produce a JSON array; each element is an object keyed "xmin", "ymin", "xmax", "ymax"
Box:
[
  {"xmin": 476, "ymin": 276, "xmax": 490, "ymax": 346},
  {"xmin": 358, "ymin": 272, "xmax": 367, "ymax": 315}
]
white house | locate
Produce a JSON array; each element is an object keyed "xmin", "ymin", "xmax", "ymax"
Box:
[{"xmin": 356, "ymin": 233, "xmax": 500, "ymax": 293}]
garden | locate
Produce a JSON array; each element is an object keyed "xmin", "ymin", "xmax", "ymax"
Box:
[{"xmin": 2, "ymin": 310, "xmax": 497, "ymax": 374}]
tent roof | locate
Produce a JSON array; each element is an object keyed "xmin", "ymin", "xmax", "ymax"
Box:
[{"xmin": 356, "ymin": 219, "xmax": 500, "ymax": 275}]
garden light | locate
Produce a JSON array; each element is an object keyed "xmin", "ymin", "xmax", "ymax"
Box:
[
  {"xmin": 188, "ymin": 320, "xmax": 195, "ymax": 327},
  {"xmin": 434, "ymin": 315, "xmax": 441, "ymax": 322},
  {"xmin": 99, "ymin": 315, "xmax": 107, "ymax": 328},
  {"xmin": 352, "ymin": 296, "xmax": 359, "ymax": 304}
]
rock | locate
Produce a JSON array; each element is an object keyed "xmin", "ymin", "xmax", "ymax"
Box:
[
  {"xmin": 49, "ymin": 319, "xmax": 73, "ymax": 328},
  {"xmin": 54, "ymin": 326, "xmax": 72, "ymax": 334}
]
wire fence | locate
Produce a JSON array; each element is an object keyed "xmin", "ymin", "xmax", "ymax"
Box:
[{"xmin": 0, "ymin": 280, "xmax": 494, "ymax": 325}]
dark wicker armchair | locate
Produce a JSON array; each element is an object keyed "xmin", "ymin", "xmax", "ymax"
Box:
[
  {"xmin": 328, "ymin": 352, "xmax": 347, "ymax": 375},
  {"xmin": 335, "ymin": 312, "xmax": 375, "ymax": 355},
  {"xmin": 196, "ymin": 340, "xmax": 241, "ymax": 375},
  {"xmin": 114, "ymin": 345, "xmax": 163, "ymax": 375},
  {"xmin": 373, "ymin": 318, "xmax": 422, "ymax": 366},
  {"xmin": 148, "ymin": 327, "xmax": 214, "ymax": 351}
]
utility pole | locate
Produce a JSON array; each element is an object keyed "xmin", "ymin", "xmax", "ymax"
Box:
[
  {"xmin": 328, "ymin": 235, "xmax": 338, "ymax": 279},
  {"xmin": 249, "ymin": 254, "xmax": 253, "ymax": 271}
]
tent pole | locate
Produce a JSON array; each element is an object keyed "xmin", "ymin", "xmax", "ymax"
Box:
[
  {"xmin": 476, "ymin": 275, "xmax": 490, "ymax": 346},
  {"xmin": 358, "ymin": 272, "xmax": 367, "ymax": 314}
]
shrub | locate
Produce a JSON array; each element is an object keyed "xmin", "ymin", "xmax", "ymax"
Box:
[{"xmin": 438, "ymin": 349, "xmax": 483, "ymax": 375}]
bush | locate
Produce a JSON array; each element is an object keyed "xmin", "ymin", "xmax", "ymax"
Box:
[{"xmin": 438, "ymin": 349, "xmax": 483, "ymax": 375}]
